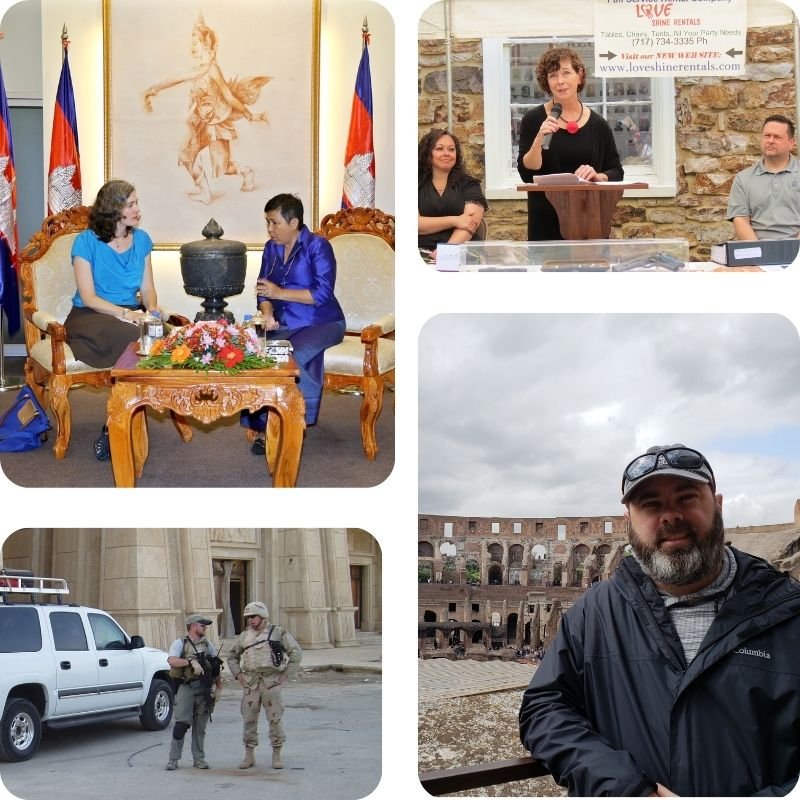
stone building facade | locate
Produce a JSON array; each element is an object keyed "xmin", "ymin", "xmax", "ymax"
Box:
[
  {"xmin": 419, "ymin": 505, "xmax": 800, "ymax": 657},
  {"xmin": 1, "ymin": 528, "xmax": 381, "ymax": 652},
  {"xmin": 418, "ymin": 25, "xmax": 796, "ymax": 260},
  {"xmin": 418, "ymin": 512, "xmax": 630, "ymax": 655}
]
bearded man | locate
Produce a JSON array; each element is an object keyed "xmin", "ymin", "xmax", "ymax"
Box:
[{"xmin": 519, "ymin": 444, "xmax": 800, "ymax": 797}]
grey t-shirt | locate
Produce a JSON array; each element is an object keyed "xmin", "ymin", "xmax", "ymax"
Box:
[
  {"xmin": 727, "ymin": 155, "xmax": 800, "ymax": 239},
  {"xmin": 169, "ymin": 636, "xmax": 217, "ymax": 659}
]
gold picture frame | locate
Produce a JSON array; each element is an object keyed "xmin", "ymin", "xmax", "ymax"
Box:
[{"xmin": 103, "ymin": 0, "xmax": 320, "ymax": 249}]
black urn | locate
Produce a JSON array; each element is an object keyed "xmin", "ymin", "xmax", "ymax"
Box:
[{"xmin": 180, "ymin": 219, "xmax": 246, "ymax": 323}]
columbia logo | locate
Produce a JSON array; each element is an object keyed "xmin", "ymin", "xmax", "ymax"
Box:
[{"xmin": 734, "ymin": 646, "xmax": 771, "ymax": 660}]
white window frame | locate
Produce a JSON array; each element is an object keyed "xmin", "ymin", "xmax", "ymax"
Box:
[
  {"xmin": 491, "ymin": 522, "xmax": 500, "ymax": 534},
  {"xmin": 483, "ymin": 37, "xmax": 676, "ymax": 199}
]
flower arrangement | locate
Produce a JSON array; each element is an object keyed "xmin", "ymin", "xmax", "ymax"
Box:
[{"xmin": 137, "ymin": 319, "xmax": 276, "ymax": 374}]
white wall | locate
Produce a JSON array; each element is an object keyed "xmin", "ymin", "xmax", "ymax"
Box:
[{"xmin": 2, "ymin": 0, "xmax": 394, "ymax": 322}]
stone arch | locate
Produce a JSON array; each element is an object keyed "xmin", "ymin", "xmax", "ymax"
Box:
[
  {"xmin": 531, "ymin": 544, "xmax": 547, "ymax": 560},
  {"xmin": 552, "ymin": 561, "xmax": 563, "ymax": 586},
  {"xmin": 488, "ymin": 542, "xmax": 503, "ymax": 563},
  {"xmin": 418, "ymin": 541, "xmax": 434, "ymax": 557},
  {"xmin": 488, "ymin": 564, "xmax": 503, "ymax": 584},
  {"xmin": 571, "ymin": 543, "xmax": 590, "ymax": 587},
  {"xmin": 507, "ymin": 612, "xmax": 518, "ymax": 645},
  {"xmin": 465, "ymin": 558, "xmax": 480, "ymax": 585},
  {"xmin": 418, "ymin": 561, "xmax": 432, "ymax": 583},
  {"xmin": 509, "ymin": 544, "xmax": 524, "ymax": 584}
]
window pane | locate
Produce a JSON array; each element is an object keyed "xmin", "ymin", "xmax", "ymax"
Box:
[
  {"xmin": 88, "ymin": 613, "xmax": 127, "ymax": 650},
  {"xmin": 50, "ymin": 612, "xmax": 89, "ymax": 651},
  {"xmin": 0, "ymin": 607, "xmax": 42, "ymax": 652}
]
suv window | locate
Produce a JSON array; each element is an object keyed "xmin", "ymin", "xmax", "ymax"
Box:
[
  {"xmin": 0, "ymin": 607, "xmax": 43, "ymax": 652},
  {"xmin": 50, "ymin": 611, "xmax": 89, "ymax": 651},
  {"xmin": 88, "ymin": 613, "xmax": 128, "ymax": 650}
]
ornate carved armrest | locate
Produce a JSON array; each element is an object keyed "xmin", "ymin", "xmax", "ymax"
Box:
[
  {"xmin": 360, "ymin": 314, "xmax": 395, "ymax": 343},
  {"xmin": 46, "ymin": 320, "xmax": 69, "ymax": 374},
  {"xmin": 31, "ymin": 309, "xmax": 60, "ymax": 332}
]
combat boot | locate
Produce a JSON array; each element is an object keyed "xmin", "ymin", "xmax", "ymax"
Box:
[
  {"xmin": 272, "ymin": 746, "xmax": 284, "ymax": 769},
  {"xmin": 238, "ymin": 747, "xmax": 256, "ymax": 769}
]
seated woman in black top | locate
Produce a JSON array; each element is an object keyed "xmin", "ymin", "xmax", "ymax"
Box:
[
  {"xmin": 517, "ymin": 47, "xmax": 623, "ymax": 241},
  {"xmin": 418, "ymin": 129, "xmax": 488, "ymax": 259}
]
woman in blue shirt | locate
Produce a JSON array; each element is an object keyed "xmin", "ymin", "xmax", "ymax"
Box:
[
  {"xmin": 65, "ymin": 180, "xmax": 160, "ymax": 367},
  {"xmin": 242, "ymin": 193, "xmax": 345, "ymax": 453}
]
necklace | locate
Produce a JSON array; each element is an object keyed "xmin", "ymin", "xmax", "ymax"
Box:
[
  {"xmin": 561, "ymin": 101, "xmax": 584, "ymax": 134},
  {"xmin": 432, "ymin": 179, "xmax": 448, "ymax": 195}
]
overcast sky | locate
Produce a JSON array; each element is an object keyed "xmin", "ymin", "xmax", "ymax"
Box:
[{"xmin": 419, "ymin": 314, "xmax": 800, "ymax": 528}]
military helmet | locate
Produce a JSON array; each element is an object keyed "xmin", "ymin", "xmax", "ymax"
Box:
[{"xmin": 243, "ymin": 601, "xmax": 269, "ymax": 619}]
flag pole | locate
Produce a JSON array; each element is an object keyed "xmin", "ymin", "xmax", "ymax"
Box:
[{"xmin": 0, "ymin": 308, "xmax": 24, "ymax": 392}]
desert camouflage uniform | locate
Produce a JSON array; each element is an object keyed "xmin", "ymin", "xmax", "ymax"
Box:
[{"xmin": 227, "ymin": 623, "xmax": 302, "ymax": 748}]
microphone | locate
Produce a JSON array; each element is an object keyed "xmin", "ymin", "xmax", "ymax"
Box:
[{"xmin": 541, "ymin": 104, "xmax": 562, "ymax": 150}]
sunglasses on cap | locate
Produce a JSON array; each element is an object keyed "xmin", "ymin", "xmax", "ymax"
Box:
[{"xmin": 622, "ymin": 446, "xmax": 715, "ymax": 493}]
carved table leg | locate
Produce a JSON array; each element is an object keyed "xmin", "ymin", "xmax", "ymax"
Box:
[
  {"xmin": 131, "ymin": 407, "xmax": 148, "ymax": 479},
  {"xmin": 271, "ymin": 388, "xmax": 306, "ymax": 487},
  {"xmin": 266, "ymin": 411, "xmax": 280, "ymax": 476},
  {"xmin": 108, "ymin": 384, "xmax": 138, "ymax": 488},
  {"xmin": 170, "ymin": 412, "xmax": 193, "ymax": 442}
]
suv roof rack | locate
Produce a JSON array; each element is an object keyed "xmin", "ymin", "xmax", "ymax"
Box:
[{"xmin": 0, "ymin": 571, "xmax": 69, "ymax": 604}]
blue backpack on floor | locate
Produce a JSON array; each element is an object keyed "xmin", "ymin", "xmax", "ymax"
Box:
[{"xmin": 0, "ymin": 385, "xmax": 51, "ymax": 452}]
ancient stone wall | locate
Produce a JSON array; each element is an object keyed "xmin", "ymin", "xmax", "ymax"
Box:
[{"xmin": 418, "ymin": 27, "xmax": 796, "ymax": 259}]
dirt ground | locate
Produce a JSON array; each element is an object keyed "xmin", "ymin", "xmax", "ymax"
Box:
[{"xmin": 419, "ymin": 689, "xmax": 565, "ymax": 797}]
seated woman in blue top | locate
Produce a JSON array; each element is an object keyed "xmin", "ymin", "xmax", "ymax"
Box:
[
  {"xmin": 241, "ymin": 193, "xmax": 346, "ymax": 453},
  {"xmin": 64, "ymin": 179, "xmax": 159, "ymax": 367}
]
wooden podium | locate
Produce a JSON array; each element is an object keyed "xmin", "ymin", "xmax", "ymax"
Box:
[{"xmin": 518, "ymin": 181, "xmax": 648, "ymax": 240}]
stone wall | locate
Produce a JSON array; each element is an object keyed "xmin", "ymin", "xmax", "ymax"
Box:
[{"xmin": 418, "ymin": 27, "xmax": 796, "ymax": 259}]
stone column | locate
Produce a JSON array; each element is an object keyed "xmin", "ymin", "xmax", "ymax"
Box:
[
  {"xmin": 98, "ymin": 528, "xmax": 216, "ymax": 651},
  {"xmin": 271, "ymin": 528, "xmax": 358, "ymax": 650}
]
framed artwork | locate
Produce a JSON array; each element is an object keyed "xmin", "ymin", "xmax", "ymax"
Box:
[{"xmin": 103, "ymin": 0, "xmax": 321, "ymax": 248}]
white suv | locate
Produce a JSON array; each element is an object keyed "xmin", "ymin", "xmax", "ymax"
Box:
[{"xmin": 0, "ymin": 575, "xmax": 174, "ymax": 761}]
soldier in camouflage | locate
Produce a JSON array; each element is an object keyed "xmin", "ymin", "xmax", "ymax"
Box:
[
  {"xmin": 165, "ymin": 613, "xmax": 222, "ymax": 770},
  {"xmin": 226, "ymin": 601, "xmax": 302, "ymax": 770}
]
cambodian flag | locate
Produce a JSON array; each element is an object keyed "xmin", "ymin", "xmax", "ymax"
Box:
[
  {"xmin": 47, "ymin": 46, "xmax": 81, "ymax": 216},
  {"xmin": 341, "ymin": 28, "xmax": 375, "ymax": 209},
  {"xmin": 0, "ymin": 61, "xmax": 19, "ymax": 336}
]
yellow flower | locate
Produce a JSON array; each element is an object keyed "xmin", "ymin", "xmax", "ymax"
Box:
[
  {"xmin": 170, "ymin": 344, "xmax": 192, "ymax": 364},
  {"xmin": 150, "ymin": 338, "xmax": 165, "ymax": 356}
]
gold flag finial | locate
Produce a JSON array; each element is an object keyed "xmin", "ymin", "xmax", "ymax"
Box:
[
  {"xmin": 61, "ymin": 24, "xmax": 70, "ymax": 51},
  {"xmin": 362, "ymin": 15, "xmax": 370, "ymax": 45}
]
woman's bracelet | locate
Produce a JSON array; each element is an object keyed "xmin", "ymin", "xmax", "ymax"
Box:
[{"xmin": 121, "ymin": 308, "xmax": 128, "ymax": 319}]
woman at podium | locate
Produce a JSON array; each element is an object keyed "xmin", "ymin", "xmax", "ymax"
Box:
[
  {"xmin": 418, "ymin": 129, "xmax": 488, "ymax": 260},
  {"xmin": 517, "ymin": 48, "xmax": 623, "ymax": 241}
]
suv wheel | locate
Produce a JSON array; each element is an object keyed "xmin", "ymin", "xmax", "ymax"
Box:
[
  {"xmin": 139, "ymin": 679, "xmax": 174, "ymax": 731},
  {"xmin": 0, "ymin": 699, "xmax": 42, "ymax": 762}
]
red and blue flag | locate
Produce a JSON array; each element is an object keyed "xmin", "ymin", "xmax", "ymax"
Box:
[
  {"xmin": 341, "ymin": 26, "xmax": 375, "ymax": 209},
  {"xmin": 0, "ymin": 60, "xmax": 19, "ymax": 336},
  {"xmin": 48, "ymin": 44, "xmax": 81, "ymax": 215}
]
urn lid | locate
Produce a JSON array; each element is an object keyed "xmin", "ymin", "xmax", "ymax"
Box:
[{"xmin": 180, "ymin": 219, "xmax": 246, "ymax": 258}]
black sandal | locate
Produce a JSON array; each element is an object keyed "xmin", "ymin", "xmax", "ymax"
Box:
[{"xmin": 93, "ymin": 425, "xmax": 110, "ymax": 460}]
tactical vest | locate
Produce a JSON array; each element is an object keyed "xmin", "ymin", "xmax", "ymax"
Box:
[
  {"xmin": 239, "ymin": 625, "xmax": 286, "ymax": 673},
  {"xmin": 169, "ymin": 636, "xmax": 212, "ymax": 682}
]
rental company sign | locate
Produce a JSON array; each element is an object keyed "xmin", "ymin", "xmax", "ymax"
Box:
[{"xmin": 594, "ymin": 0, "xmax": 747, "ymax": 76}]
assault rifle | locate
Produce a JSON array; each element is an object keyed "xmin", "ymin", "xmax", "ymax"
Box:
[{"xmin": 195, "ymin": 651, "xmax": 223, "ymax": 720}]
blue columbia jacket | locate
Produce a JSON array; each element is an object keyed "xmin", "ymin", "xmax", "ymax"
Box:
[{"xmin": 519, "ymin": 548, "xmax": 800, "ymax": 796}]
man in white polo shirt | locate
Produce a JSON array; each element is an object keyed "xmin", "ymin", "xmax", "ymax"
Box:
[{"xmin": 727, "ymin": 114, "xmax": 800, "ymax": 240}]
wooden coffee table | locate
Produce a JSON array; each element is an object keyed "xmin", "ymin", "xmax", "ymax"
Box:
[{"xmin": 107, "ymin": 343, "xmax": 305, "ymax": 487}]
